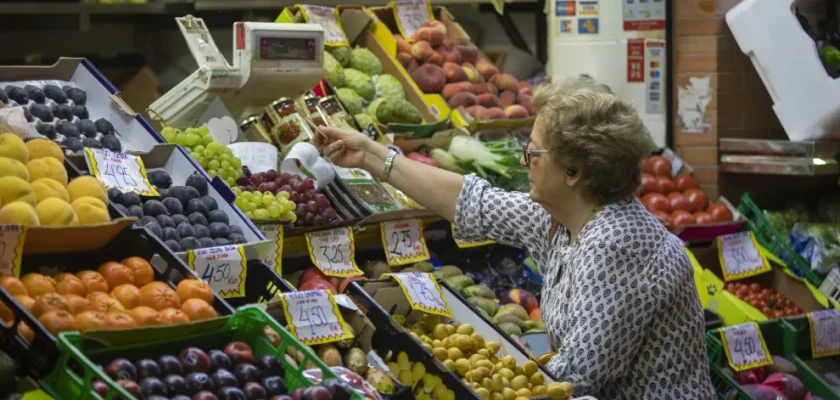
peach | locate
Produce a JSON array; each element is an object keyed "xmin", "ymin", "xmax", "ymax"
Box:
[
  {"xmin": 407, "ymin": 59, "xmax": 420, "ymax": 73},
  {"xmin": 415, "ymin": 27, "xmax": 444, "ymax": 47},
  {"xmin": 462, "ymin": 63, "xmax": 483, "ymax": 84},
  {"xmin": 519, "ymin": 86, "xmax": 533, "ymax": 98},
  {"xmin": 441, "ymin": 48, "xmax": 462, "ymax": 64},
  {"xmin": 442, "ymin": 82, "xmax": 473, "ymax": 99},
  {"xmin": 422, "ymin": 20, "xmax": 448, "ymax": 36},
  {"xmin": 465, "ymin": 105, "xmax": 490, "ymax": 121},
  {"xmin": 471, "ymin": 83, "xmax": 499, "ymax": 96},
  {"xmin": 519, "ymin": 94, "xmax": 534, "ymax": 116},
  {"xmin": 475, "ymin": 59, "xmax": 499, "ymax": 81},
  {"xmin": 519, "ymin": 81, "xmax": 531, "ymax": 89},
  {"xmin": 411, "ymin": 64, "xmax": 446, "ymax": 93},
  {"xmin": 487, "ymin": 107, "xmax": 507, "ymax": 120},
  {"xmin": 504, "ymin": 104, "xmax": 529, "ymax": 119},
  {"xmin": 443, "ymin": 62, "xmax": 468, "ymax": 83},
  {"xmin": 394, "ymin": 34, "xmax": 411, "ymax": 54},
  {"xmin": 397, "ymin": 52, "xmax": 414, "ymax": 69},
  {"xmin": 477, "ymin": 93, "xmax": 500, "ymax": 108},
  {"xmin": 441, "ymin": 39, "xmax": 454, "ymax": 50},
  {"xmin": 448, "ymin": 92, "xmax": 478, "ymax": 109},
  {"xmin": 453, "ymin": 37, "xmax": 471, "ymax": 46},
  {"xmin": 411, "ymin": 41, "xmax": 435, "ymax": 63},
  {"xmin": 427, "ymin": 52, "xmax": 444, "ymax": 66},
  {"xmin": 455, "ymin": 44, "xmax": 478, "ymax": 65},
  {"xmin": 499, "ymin": 90, "xmax": 518, "ymax": 109},
  {"xmin": 490, "ymin": 73, "xmax": 520, "ymax": 92}
]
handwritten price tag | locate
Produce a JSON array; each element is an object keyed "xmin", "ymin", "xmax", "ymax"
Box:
[
  {"xmin": 279, "ymin": 290, "xmax": 354, "ymax": 345},
  {"xmin": 451, "ymin": 223, "xmax": 494, "ymax": 249},
  {"xmin": 258, "ymin": 224, "xmax": 284, "ymax": 276},
  {"xmin": 188, "ymin": 245, "xmax": 247, "ymax": 298},
  {"xmin": 809, "ymin": 309, "xmax": 840, "ymax": 358},
  {"xmin": 393, "ymin": 0, "xmax": 434, "ymax": 40},
  {"xmin": 719, "ymin": 323, "xmax": 773, "ymax": 371},
  {"xmin": 717, "ymin": 231, "xmax": 771, "ymax": 281},
  {"xmin": 385, "ymin": 272, "xmax": 452, "ymax": 317},
  {"xmin": 0, "ymin": 225, "xmax": 26, "ymax": 277},
  {"xmin": 381, "ymin": 219, "xmax": 429, "ymax": 266},
  {"xmin": 300, "ymin": 5, "xmax": 349, "ymax": 46},
  {"xmin": 84, "ymin": 147, "xmax": 159, "ymax": 196},
  {"xmin": 306, "ymin": 227, "xmax": 363, "ymax": 277}
]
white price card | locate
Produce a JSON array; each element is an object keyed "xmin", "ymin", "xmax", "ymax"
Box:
[
  {"xmin": 258, "ymin": 224, "xmax": 283, "ymax": 276},
  {"xmin": 393, "ymin": 0, "xmax": 434, "ymax": 40},
  {"xmin": 84, "ymin": 147, "xmax": 159, "ymax": 196},
  {"xmin": 385, "ymin": 272, "xmax": 452, "ymax": 318},
  {"xmin": 717, "ymin": 231, "xmax": 771, "ymax": 281},
  {"xmin": 279, "ymin": 290, "xmax": 354, "ymax": 345},
  {"xmin": 300, "ymin": 5, "xmax": 349, "ymax": 46},
  {"xmin": 188, "ymin": 245, "xmax": 247, "ymax": 298},
  {"xmin": 0, "ymin": 225, "xmax": 27, "ymax": 277},
  {"xmin": 306, "ymin": 227, "xmax": 363, "ymax": 277},
  {"xmin": 381, "ymin": 219, "xmax": 429, "ymax": 266},
  {"xmin": 719, "ymin": 322, "xmax": 773, "ymax": 371},
  {"xmin": 809, "ymin": 309, "xmax": 840, "ymax": 358}
]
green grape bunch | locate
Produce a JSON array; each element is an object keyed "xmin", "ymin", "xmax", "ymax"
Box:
[
  {"xmin": 232, "ymin": 189, "xmax": 298, "ymax": 223},
  {"xmin": 160, "ymin": 125, "xmax": 244, "ymax": 187}
]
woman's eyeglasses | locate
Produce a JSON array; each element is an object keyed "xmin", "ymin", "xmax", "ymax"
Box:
[{"xmin": 522, "ymin": 141, "xmax": 548, "ymax": 168}]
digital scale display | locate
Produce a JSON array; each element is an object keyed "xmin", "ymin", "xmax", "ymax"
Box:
[{"xmin": 259, "ymin": 37, "xmax": 317, "ymax": 61}]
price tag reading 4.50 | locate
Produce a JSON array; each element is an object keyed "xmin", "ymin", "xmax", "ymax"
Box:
[
  {"xmin": 809, "ymin": 309, "xmax": 840, "ymax": 358},
  {"xmin": 300, "ymin": 5, "xmax": 349, "ymax": 46},
  {"xmin": 306, "ymin": 227, "xmax": 363, "ymax": 277},
  {"xmin": 381, "ymin": 219, "xmax": 429, "ymax": 266},
  {"xmin": 719, "ymin": 323, "xmax": 773, "ymax": 371},
  {"xmin": 717, "ymin": 231, "xmax": 771, "ymax": 281},
  {"xmin": 188, "ymin": 245, "xmax": 247, "ymax": 298},
  {"xmin": 279, "ymin": 290, "xmax": 354, "ymax": 345},
  {"xmin": 385, "ymin": 272, "xmax": 452, "ymax": 318},
  {"xmin": 0, "ymin": 225, "xmax": 27, "ymax": 277},
  {"xmin": 84, "ymin": 147, "xmax": 159, "ymax": 196},
  {"xmin": 393, "ymin": 0, "xmax": 434, "ymax": 41}
]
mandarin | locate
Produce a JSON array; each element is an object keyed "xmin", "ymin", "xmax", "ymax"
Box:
[
  {"xmin": 128, "ymin": 306, "xmax": 164, "ymax": 327},
  {"xmin": 181, "ymin": 298, "xmax": 216, "ymax": 321},
  {"xmin": 158, "ymin": 308, "xmax": 190, "ymax": 325},
  {"xmin": 39, "ymin": 310, "xmax": 77, "ymax": 335},
  {"xmin": 21, "ymin": 273, "xmax": 56, "ymax": 297},
  {"xmin": 64, "ymin": 294, "xmax": 93, "ymax": 314},
  {"xmin": 76, "ymin": 271, "xmax": 109, "ymax": 294},
  {"xmin": 53, "ymin": 273, "xmax": 86, "ymax": 297},
  {"xmin": 104, "ymin": 312, "xmax": 137, "ymax": 330},
  {"xmin": 138, "ymin": 283, "xmax": 180, "ymax": 311},
  {"xmin": 0, "ymin": 276, "xmax": 28, "ymax": 296},
  {"xmin": 75, "ymin": 311, "xmax": 108, "ymax": 333},
  {"xmin": 175, "ymin": 279, "xmax": 214, "ymax": 305},
  {"xmin": 110, "ymin": 284, "xmax": 140, "ymax": 309},
  {"xmin": 98, "ymin": 262, "xmax": 134, "ymax": 289},
  {"xmin": 121, "ymin": 257, "xmax": 155, "ymax": 287},
  {"xmin": 31, "ymin": 293, "xmax": 69, "ymax": 317}
]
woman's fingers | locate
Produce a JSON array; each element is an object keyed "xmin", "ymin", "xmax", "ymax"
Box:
[
  {"xmin": 327, "ymin": 148, "xmax": 346, "ymax": 164},
  {"xmin": 323, "ymin": 140, "xmax": 345, "ymax": 158}
]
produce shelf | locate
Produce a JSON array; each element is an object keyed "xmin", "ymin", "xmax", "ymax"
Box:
[
  {"xmin": 719, "ymin": 139, "xmax": 840, "ymax": 176},
  {"xmin": 779, "ymin": 315, "xmax": 840, "ymax": 400}
]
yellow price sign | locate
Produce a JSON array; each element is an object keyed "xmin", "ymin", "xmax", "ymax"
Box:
[
  {"xmin": 719, "ymin": 322, "xmax": 773, "ymax": 372},
  {"xmin": 392, "ymin": 0, "xmax": 434, "ymax": 41},
  {"xmin": 451, "ymin": 223, "xmax": 494, "ymax": 249},
  {"xmin": 0, "ymin": 225, "xmax": 26, "ymax": 278},
  {"xmin": 279, "ymin": 290, "xmax": 354, "ymax": 345},
  {"xmin": 717, "ymin": 232, "xmax": 772, "ymax": 281},
  {"xmin": 385, "ymin": 272, "xmax": 452, "ymax": 318},
  {"xmin": 808, "ymin": 309, "xmax": 840, "ymax": 358},
  {"xmin": 188, "ymin": 244, "xmax": 247, "ymax": 298},
  {"xmin": 306, "ymin": 227, "xmax": 363, "ymax": 277},
  {"xmin": 84, "ymin": 147, "xmax": 159, "ymax": 196},
  {"xmin": 258, "ymin": 224, "xmax": 284, "ymax": 276},
  {"xmin": 381, "ymin": 219, "xmax": 429, "ymax": 266},
  {"xmin": 299, "ymin": 5, "xmax": 349, "ymax": 46}
]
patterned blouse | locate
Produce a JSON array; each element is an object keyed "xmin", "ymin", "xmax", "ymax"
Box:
[{"xmin": 453, "ymin": 175, "xmax": 715, "ymax": 399}]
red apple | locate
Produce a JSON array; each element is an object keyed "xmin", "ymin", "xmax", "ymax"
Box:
[
  {"xmin": 299, "ymin": 266, "xmax": 340, "ymax": 288},
  {"xmin": 179, "ymin": 347, "xmax": 211, "ymax": 373},
  {"xmin": 224, "ymin": 341, "xmax": 254, "ymax": 365}
]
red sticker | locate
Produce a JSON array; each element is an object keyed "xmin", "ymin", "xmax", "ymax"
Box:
[{"xmin": 627, "ymin": 39, "xmax": 645, "ymax": 83}]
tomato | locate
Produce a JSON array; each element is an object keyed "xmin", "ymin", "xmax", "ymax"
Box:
[
  {"xmin": 652, "ymin": 210, "xmax": 671, "ymax": 225},
  {"xmin": 641, "ymin": 193, "xmax": 670, "ymax": 213},
  {"xmin": 693, "ymin": 211, "xmax": 713, "ymax": 224},
  {"xmin": 725, "ymin": 283, "xmax": 736, "ymax": 292},
  {"xmin": 657, "ymin": 176, "xmax": 675, "ymax": 194},
  {"xmin": 707, "ymin": 203, "xmax": 734, "ymax": 222},
  {"xmin": 668, "ymin": 194, "xmax": 691, "ymax": 212},
  {"xmin": 762, "ymin": 307, "xmax": 774, "ymax": 316},
  {"xmin": 671, "ymin": 212, "xmax": 696, "ymax": 229},
  {"xmin": 674, "ymin": 175, "xmax": 699, "ymax": 192},
  {"xmin": 648, "ymin": 156, "xmax": 672, "ymax": 177},
  {"xmin": 736, "ymin": 287, "xmax": 749, "ymax": 298},
  {"xmin": 684, "ymin": 188, "xmax": 709, "ymax": 211},
  {"xmin": 641, "ymin": 174, "xmax": 661, "ymax": 194},
  {"xmin": 785, "ymin": 307, "xmax": 798, "ymax": 316},
  {"xmin": 749, "ymin": 283, "xmax": 761, "ymax": 292},
  {"xmin": 641, "ymin": 158, "xmax": 656, "ymax": 175}
]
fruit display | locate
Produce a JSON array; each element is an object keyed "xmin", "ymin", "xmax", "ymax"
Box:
[
  {"xmin": 109, "ymin": 171, "xmax": 249, "ymax": 252},
  {"xmin": 295, "ymin": 341, "xmax": 403, "ymax": 399},
  {"xmin": 720, "ymin": 354, "xmax": 812, "ymax": 400},
  {"xmin": 0, "ymin": 259, "xmax": 217, "ymax": 341},
  {"xmin": 0, "ymin": 83, "xmax": 124, "ymax": 154},
  {"xmin": 386, "ymin": 351, "xmax": 455, "ymax": 400},
  {"xmin": 233, "ymin": 169, "xmax": 340, "ymax": 228},
  {"xmin": 159, "ymin": 126, "xmax": 245, "ymax": 188},
  {"xmin": 724, "ymin": 282, "xmax": 804, "ymax": 319},
  {"xmin": 394, "ymin": 21, "xmax": 534, "ymax": 121},
  {"xmin": 0, "ymin": 134, "xmax": 111, "ymax": 226},
  {"xmin": 637, "ymin": 155, "xmax": 734, "ymax": 230}
]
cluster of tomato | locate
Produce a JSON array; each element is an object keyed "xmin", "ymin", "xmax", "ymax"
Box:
[
  {"xmin": 638, "ymin": 155, "xmax": 733, "ymax": 229},
  {"xmin": 725, "ymin": 282, "xmax": 804, "ymax": 319}
]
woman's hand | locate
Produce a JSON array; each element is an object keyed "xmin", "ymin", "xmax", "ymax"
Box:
[{"xmin": 315, "ymin": 126, "xmax": 379, "ymax": 170}]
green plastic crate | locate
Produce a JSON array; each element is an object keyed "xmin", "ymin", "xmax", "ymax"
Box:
[
  {"xmin": 38, "ymin": 306, "xmax": 361, "ymax": 400},
  {"xmin": 737, "ymin": 193, "xmax": 822, "ymax": 287},
  {"xmin": 778, "ymin": 315, "xmax": 840, "ymax": 400}
]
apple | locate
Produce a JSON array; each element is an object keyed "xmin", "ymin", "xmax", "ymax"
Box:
[
  {"xmin": 209, "ymin": 349, "xmax": 233, "ymax": 371},
  {"xmin": 186, "ymin": 372, "xmax": 216, "ymax": 393},
  {"xmin": 139, "ymin": 377, "xmax": 167, "ymax": 397},
  {"xmin": 289, "ymin": 388, "xmax": 304, "ymax": 400},
  {"xmin": 92, "ymin": 381, "xmax": 108, "ymax": 397},
  {"xmin": 158, "ymin": 354, "xmax": 184, "ymax": 376},
  {"xmin": 262, "ymin": 376, "xmax": 288, "ymax": 396},
  {"xmin": 193, "ymin": 391, "xmax": 219, "ymax": 400},
  {"xmin": 256, "ymin": 355, "xmax": 285, "ymax": 377},
  {"xmin": 217, "ymin": 387, "xmax": 246, "ymax": 400},
  {"xmin": 298, "ymin": 267, "xmax": 339, "ymax": 289},
  {"xmin": 243, "ymin": 382, "xmax": 267, "ymax": 400},
  {"xmin": 301, "ymin": 386, "xmax": 332, "ymax": 400},
  {"xmin": 180, "ymin": 347, "xmax": 212, "ymax": 373},
  {"xmin": 116, "ymin": 380, "xmax": 142, "ymax": 398},
  {"xmin": 223, "ymin": 342, "xmax": 254, "ymax": 365},
  {"xmin": 164, "ymin": 374, "xmax": 190, "ymax": 395},
  {"xmin": 322, "ymin": 378, "xmax": 351, "ymax": 400},
  {"xmin": 106, "ymin": 359, "xmax": 137, "ymax": 381},
  {"xmin": 135, "ymin": 358, "xmax": 162, "ymax": 379},
  {"xmin": 212, "ymin": 368, "xmax": 238, "ymax": 388},
  {"xmin": 234, "ymin": 363, "xmax": 262, "ymax": 386}
]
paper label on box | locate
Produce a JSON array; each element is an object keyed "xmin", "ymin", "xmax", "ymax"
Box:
[
  {"xmin": 717, "ymin": 231, "xmax": 771, "ymax": 281},
  {"xmin": 84, "ymin": 147, "xmax": 159, "ymax": 196},
  {"xmin": 381, "ymin": 219, "xmax": 429, "ymax": 266},
  {"xmin": 299, "ymin": 5, "xmax": 349, "ymax": 46},
  {"xmin": 394, "ymin": 0, "xmax": 434, "ymax": 40},
  {"xmin": 306, "ymin": 227, "xmax": 363, "ymax": 277},
  {"xmin": 809, "ymin": 309, "xmax": 840, "ymax": 358},
  {"xmin": 719, "ymin": 322, "xmax": 773, "ymax": 371},
  {"xmin": 451, "ymin": 223, "xmax": 494, "ymax": 248},
  {"xmin": 645, "ymin": 40, "xmax": 666, "ymax": 115},
  {"xmin": 258, "ymin": 224, "xmax": 284, "ymax": 275},
  {"xmin": 622, "ymin": 0, "xmax": 665, "ymax": 31},
  {"xmin": 385, "ymin": 272, "xmax": 452, "ymax": 317},
  {"xmin": 0, "ymin": 225, "xmax": 26, "ymax": 277},
  {"xmin": 188, "ymin": 245, "xmax": 247, "ymax": 298},
  {"xmin": 279, "ymin": 290, "xmax": 354, "ymax": 345}
]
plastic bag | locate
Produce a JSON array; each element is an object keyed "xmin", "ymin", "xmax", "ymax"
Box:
[
  {"xmin": 302, "ymin": 366, "xmax": 383, "ymax": 400},
  {"xmin": 0, "ymin": 106, "xmax": 29, "ymax": 138},
  {"xmin": 789, "ymin": 223, "xmax": 840, "ymax": 274}
]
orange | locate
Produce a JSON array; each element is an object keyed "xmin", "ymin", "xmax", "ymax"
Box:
[
  {"xmin": 13, "ymin": 295, "xmax": 34, "ymax": 312},
  {"xmin": 38, "ymin": 310, "xmax": 78, "ymax": 335},
  {"xmin": 86, "ymin": 292, "xmax": 111, "ymax": 303},
  {"xmin": 17, "ymin": 322, "xmax": 35, "ymax": 344},
  {"xmin": 21, "ymin": 273, "xmax": 56, "ymax": 297},
  {"xmin": 158, "ymin": 308, "xmax": 190, "ymax": 325},
  {"xmin": 138, "ymin": 283, "xmax": 180, "ymax": 311},
  {"xmin": 91, "ymin": 296, "xmax": 125, "ymax": 314},
  {"xmin": 54, "ymin": 273, "xmax": 86, "ymax": 297},
  {"xmin": 76, "ymin": 271, "xmax": 109, "ymax": 294},
  {"xmin": 128, "ymin": 306, "xmax": 163, "ymax": 327},
  {"xmin": 64, "ymin": 294, "xmax": 93, "ymax": 314},
  {"xmin": 181, "ymin": 298, "xmax": 216, "ymax": 321},
  {"xmin": 121, "ymin": 257, "xmax": 155, "ymax": 287},
  {"xmin": 110, "ymin": 284, "xmax": 140, "ymax": 309},
  {"xmin": 104, "ymin": 312, "xmax": 137, "ymax": 330},
  {"xmin": 176, "ymin": 279, "xmax": 214, "ymax": 305},
  {"xmin": 97, "ymin": 262, "xmax": 134, "ymax": 289},
  {"xmin": 31, "ymin": 293, "xmax": 69, "ymax": 317},
  {"xmin": 75, "ymin": 311, "xmax": 108, "ymax": 333},
  {"xmin": 0, "ymin": 276, "xmax": 28, "ymax": 296}
]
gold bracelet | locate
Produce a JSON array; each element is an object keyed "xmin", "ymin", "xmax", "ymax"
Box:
[{"xmin": 380, "ymin": 149, "xmax": 398, "ymax": 182}]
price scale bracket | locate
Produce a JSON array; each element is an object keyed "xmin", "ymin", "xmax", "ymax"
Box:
[
  {"xmin": 188, "ymin": 244, "xmax": 247, "ymax": 298},
  {"xmin": 279, "ymin": 290, "xmax": 354, "ymax": 345},
  {"xmin": 385, "ymin": 272, "xmax": 452, "ymax": 318},
  {"xmin": 719, "ymin": 322, "xmax": 773, "ymax": 371}
]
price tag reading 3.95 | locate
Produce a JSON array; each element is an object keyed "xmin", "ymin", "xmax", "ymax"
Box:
[
  {"xmin": 188, "ymin": 244, "xmax": 247, "ymax": 298},
  {"xmin": 306, "ymin": 227, "xmax": 363, "ymax": 277},
  {"xmin": 0, "ymin": 225, "xmax": 27, "ymax": 277},
  {"xmin": 394, "ymin": 0, "xmax": 434, "ymax": 40},
  {"xmin": 717, "ymin": 231, "xmax": 771, "ymax": 281},
  {"xmin": 386, "ymin": 272, "xmax": 452, "ymax": 318},
  {"xmin": 381, "ymin": 219, "xmax": 429, "ymax": 266},
  {"xmin": 84, "ymin": 147, "xmax": 159, "ymax": 196},
  {"xmin": 809, "ymin": 309, "xmax": 840, "ymax": 358},
  {"xmin": 719, "ymin": 323, "xmax": 773, "ymax": 371},
  {"xmin": 279, "ymin": 290, "xmax": 354, "ymax": 345}
]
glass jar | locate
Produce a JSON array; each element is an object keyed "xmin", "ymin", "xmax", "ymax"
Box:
[{"xmin": 319, "ymin": 96, "xmax": 355, "ymax": 130}]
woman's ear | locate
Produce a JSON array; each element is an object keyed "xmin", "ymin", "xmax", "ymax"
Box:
[{"xmin": 564, "ymin": 167, "xmax": 581, "ymax": 187}]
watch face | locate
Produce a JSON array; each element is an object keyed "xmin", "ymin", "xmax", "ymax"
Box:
[{"xmin": 259, "ymin": 36, "xmax": 317, "ymax": 61}]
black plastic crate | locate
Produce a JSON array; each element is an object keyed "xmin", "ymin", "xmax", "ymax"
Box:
[
  {"xmin": 0, "ymin": 225, "xmax": 235, "ymax": 378},
  {"xmin": 223, "ymin": 260, "xmax": 295, "ymax": 308}
]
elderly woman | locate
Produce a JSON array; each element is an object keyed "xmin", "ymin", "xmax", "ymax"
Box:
[{"xmin": 316, "ymin": 75, "xmax": 714, "ymax": 399}]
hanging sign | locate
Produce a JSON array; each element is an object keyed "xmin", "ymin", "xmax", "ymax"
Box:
[
  {"xmin": 188, "ymin": 245, "xmax": 247, "ymax": 298},
  {"xmin": 306, "ymin": 227, "xmax": 363, "ymax": 277},
  {"xmin": 809, "ymin": 309, "xmax": 840, "ymax": 358},
  {"xmin": 258, "ymin": 224, "xmax": 284, "ymax": 276},
  {"xmin": 393, "ymin": 0, "xmax": 434, "ymax": 41},
  {"xmin": 719, "ymin": 322, "xmax": 773, "ymax": 372},
  {"xmin": 279, "ymin": 290, "xmax": 354, "ymax": 345},
  {"xmin": 385, "ymin": 272, "xmax": 452, "ymax": 317},
  {"xmin": 717, "ymin": 231, "xmax": 772, "ymax": 281},
  {"xmin": 299, "ymin": 5, "xmax": 350, "ymax": 46},
  {"xmin": 0, "ymin": 225, "xmax": 27, "ymax": 277},
  {"xmin": 381, "ymin": 219, "xmax": 429, "ymax": 266},
  {"xmin": 84, "ymin": 147, "xmax": 159, "ymax": 196},
  {"xmin": 627, "ymin": 39, "xmax": 645, "ymax": 83}
]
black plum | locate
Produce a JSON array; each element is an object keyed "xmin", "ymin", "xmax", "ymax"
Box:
[
  {"xmin": 156, "ymin": 214, "xmax": 176, "ymax": 229},
  {"xmin": 188, "ymin": 212, "xmax": 209, "ymax": 227},
  {"xmin": 36, "ymin": 123, "xmax": 56, "ymax": 140},
  {"xmin": 102, "ymin": 134, "xmax": 121, "ymax": 152},
  {"xmin": 53, "ymin": 104, "xmax": 74, "ymax": 120},
  {"xmin": 209, "ymin": 350, "xmax": 232, "ymax": 372},
  {"xmin": 172, "ymin": 214, "xmax": 188, "ymax": 225},
  {"xmin": 177, "ymin": 222, "xmax": 197, "ymax": 238},
  {"xmin": 233, "ymin": 363, "xmax": 261, "ymax": 386},
  {"xmin": 185, "ymin": 372, "xmax": 215, "ymax": 393},
  {"xmin": 208, "ymin": 223, "xmax": 230, "ymax": 239},
  {"xmin": 82, "ymin": 138, "xmax": 102, "ymax": 149},
  {"xmin": 66, "ymin": 87, "xmax": 87, "ymax": 105},
  {"xmin": 95, "ymin": 118, "xmax": 115, "ymax": 134},
  {"xmin": 44, "ymin": 84, "xmax": 67, "ymax": 103},
  {"xmin": 108, "ymin": 187, "xmax": 124, "ymax": 204},
  {"xmin": 186, "ymin": 174, "xmax": 209, "ymax": 196},
  {"xmin": 187, "ymin": 199, "xmax": 209, "ymax": 218},
  {"xmin": 165, "ymin": 240, "xmax": 181, "ymax": 252},
  {"xmin": 139, "ymin": 377, "xmax": 168, "ymax": 397},
  {"xmin": 63, "ymin": 137, "xmax": 83, "ymax": 153},
  {"xmin": 180, "ymin": 237, "xmax": 201, "ymax": 251},
  {"xmin": 208, "ymin": 210, "xmax": 229, "ymax": 225},
  {"xmin": 158, "ymin": 354, "xmax": 183, "ymax": 376},
  {"xmin": 261, "ymin": 376, "xmax": 287, "ymax": 396},
  {"xmin": 198, "ymin": 237, "xmax": 217, "ymax": 248},
  {"xmin": 30, "ymin": 104, "xmax": 52, "ymax": 122},
  {"xmin": 143, "ymin": 221, "xmax": 163, "ymax": 238},
  {"xmin": 164, "ymin": 374, "xmax": 190, "ymax": 395},
  {"xmin": 211, "ymin": 368, "xmax": 238, "ymax": 388},
  {"xmin": 24, "ymin": 85, "xmax": 45, "ymax": 104},
  {"xmin": 72, "ymin": 104, "xmax": 89, "ymax": 119},
  {"xmin": 148, "ymin": 170, "xmax": 173, "ymax": 189},
  {"xmin": 77, "ymin": 119, "xmax": 97, "ymax": 137},
  {"xmin": 199, "ymin": 196, "xmax": 218, "ymax": 211},
  {"xmin": 6, "ymin": 86, "xmax": 28, "ymax": 104},
  {"xmin": 162, "ymin": 227, "xmax": 181, "ymax": 242},
  {"xmin": 143, "ymin": 200, "xmax": 168, "ymax": 217},
  {"xmin": 194, "ymin": 224, "xmax": 210, "ymax": 239},
  {"xmin": 256, "ymin": 355, "xmax": 285, "ymax": 377},
  {"xmin": 127, "ymin": 205, "xmax": 144, "ymax": 218},
  {"xmin": 162, "ymin": 197, "xmax": 184, "ymax": 215}
]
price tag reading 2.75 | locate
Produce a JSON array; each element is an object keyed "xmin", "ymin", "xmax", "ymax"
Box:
[
  {"xmin": 385, "ymin": 272, "xmax": 452, "ymax": 318},
  {"xmin": 717, "ymin": 231, "xmax": 771, "ymax": 281},
  {"xmin": 381, "ymin": 219, "xmax": 429, "ymax": 266},
  {"xmin": 808, "ymin": 309, "xmax": 840, "ymax": 358},
  {"xmin": 279, "ymin": 290, "xmax": 354, "ymax": 346},
  {"xmin": 84, "ymin": 147, "xmax": 159, "ymax": 196},
  {"xmin": 188, "ymin": 245, "xmax": 247, "ymax": 298},
  {"xmin": 306, "ymin": 227, "xmax": 363, "ymax": 277},
  {"xmin": 719, "ymin": 323, "xmax": 773, "ymax": 371}
]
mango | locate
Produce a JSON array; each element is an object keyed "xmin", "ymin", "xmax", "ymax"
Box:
[
  {"xmin": 0, "ymin": 157, "xmax": 29, "ymax": 181},
  {"xmin": 27, "ymin": 157, "xmax": 67, "ymax": 186},
  {"xmin": 0, "ymin": 133, "xmax": 28, "ymax": 163},
  {"xmin": 0, "ymin": 202, "xmax": 40, "ymax": 225},
  {"xmin": 67, "ymin": 176, "xmax": 107, "ymax": 204},
  {"xmin": 32, "ymin": 178, "xmax": 69, "ymax": 203},
  {"xmin": 0, "ymin": 177, "xmax": 36, "ymax": 206},
  {"xmin": 25, "ymin": 139, "xmax": 64, "ymax": 162},
  {"xmin": 36, "ymin": 198, "xmax": 78, "ymax": 226}
]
